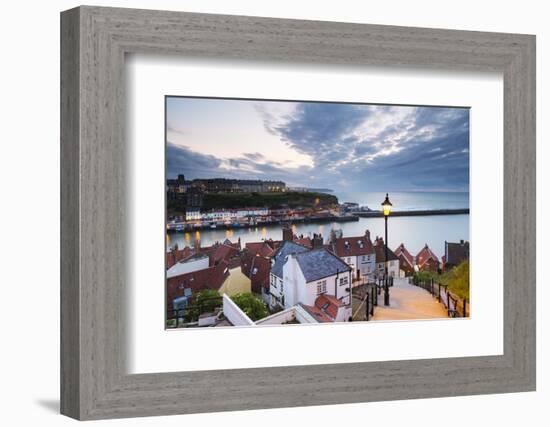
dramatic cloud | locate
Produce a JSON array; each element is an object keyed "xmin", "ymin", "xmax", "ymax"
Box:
[{"xmin": 167, "ymin": 100, "xmax": 469, "ymax": 192}]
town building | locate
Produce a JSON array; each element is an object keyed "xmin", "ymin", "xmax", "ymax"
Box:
[
  {"xmin": 394, "ymin": 243, "xmax": 415, "ymax": 276},
  {"xmin": 415, "ymin": 244, "xmax": 440, "ymax": 273},
  {"xmin": 166, "ymin": 260, "xmax": 230, "ymax": 309},
  {"xmin": 330, "ymin": 230, "xmax": 376, "ymax": 281},
  {"xmin": 373, "ymin": 237, "xmax": 400, "ymax": 278},
  {"xmin": 166, "ymin": 253, "xmax": 209, "ymax": 279},
  {"xmin": 269, "ymin": 241, "xmax": 352, "ymax": 321},
  {"xmin": 442, "ymin": 240, "xmax": 470, "ymax": 271}
]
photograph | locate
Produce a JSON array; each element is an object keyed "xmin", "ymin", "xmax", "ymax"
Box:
[{"xmin": 165, "ymin": 96, "xmax": 471, "ymax": 328}]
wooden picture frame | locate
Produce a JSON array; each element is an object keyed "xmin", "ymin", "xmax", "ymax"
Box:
[{"xmin": 60, "ymin": 6, "xmax": 536, "ymax": 420}]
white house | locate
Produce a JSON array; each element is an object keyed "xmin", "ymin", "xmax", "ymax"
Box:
[
  {"xmin": 331, "ymin": 230, "xmax": 376, "ymax": 282},
  {"xmin": 269, "ymin": 241, "xmax": 352, "ymax": 322}
]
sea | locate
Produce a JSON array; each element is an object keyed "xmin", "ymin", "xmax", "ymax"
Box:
[{"xmin": 166, "ymin": 191, "xmax": 469, "ymax": 258}]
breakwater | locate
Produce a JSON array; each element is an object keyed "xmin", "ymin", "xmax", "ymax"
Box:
[{"xmin": 355, "ymin": 208, "xmax": 469, "ymax": 218}]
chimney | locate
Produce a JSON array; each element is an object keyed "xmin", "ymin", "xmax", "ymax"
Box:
[
  {"xmin": 365, "ymin": 230, "xmax": 371, "ymax": 240},
  {"xmin": 312, "ymin": 233, "xmax": 324, "ymax": 249},
  {"xmin": 460, "ymin": 239, "xmax": 464, "ymax": 245},
  {"xmin": 282, "ymin": 225, "xmax": 293, "ymax": 242}
]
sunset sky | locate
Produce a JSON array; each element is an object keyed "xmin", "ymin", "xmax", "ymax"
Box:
[{"xmin": 166, "ymin": 97, "xmax": 470, "ymax": 192}]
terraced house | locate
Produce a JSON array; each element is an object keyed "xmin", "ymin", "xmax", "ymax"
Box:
[
  {"xmin": 330, "ymin": 230, "xmax": 376, "ymax": 282},
  {"xmin": 269, "ymin": 241, "xmax": 352, "ymax": 321}
]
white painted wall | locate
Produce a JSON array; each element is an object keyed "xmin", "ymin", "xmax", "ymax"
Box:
[
  {"xmin": 222, "ymin": 294, "xmax": 255, "ymax": 326},
  {"xmin": 282, "ymin": 256, "xmax": 352, "ymax": 308}
]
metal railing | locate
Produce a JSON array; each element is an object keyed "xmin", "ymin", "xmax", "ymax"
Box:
[
  {"xmin": 412, "ymin": 277, "xmax": 469, "ymax": 318},
  {"xmin": 166, "ymin": 295, "xmax": 224, "ymax": 328}
]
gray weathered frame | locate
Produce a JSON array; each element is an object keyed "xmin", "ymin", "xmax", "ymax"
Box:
[{"xmin": 60, "ymin": 5, "xmax": 536, "ymax": 420}]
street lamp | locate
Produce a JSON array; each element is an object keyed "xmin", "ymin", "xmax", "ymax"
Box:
[{"xmin": 381, "ymin": 193, "xmax": 393, "ymax": 306}]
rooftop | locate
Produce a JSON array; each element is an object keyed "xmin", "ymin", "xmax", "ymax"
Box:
[
  {"xmin": 332, "ymin": 234, "xmax": 374, "ymax": 257},
  {"xmin": 294, "ymin": 248, "xmax": 351, "ymax": 282},
  {"xmin": 271, "ymin": 241, "xmax": 310, "ymax": 278},
  {"xmin": 394, "ymin": 243, "xmax": 414, "ymax": 267},
  {"xmin": 416, "ymin": 244, "xmax": 440, "ymax": 268}
]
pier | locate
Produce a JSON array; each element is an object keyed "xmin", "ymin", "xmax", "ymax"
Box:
[{"xmin": 355, "ymin": 208, "xmax": 469, "ymax": 218}]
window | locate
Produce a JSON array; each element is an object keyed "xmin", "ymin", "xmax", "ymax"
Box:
[
  {"xmin": 317, "ymin": 280, "xmax": 327, "ymax": 295},
  {"xmin": 339, "ymin": 277, "xmax": 348, "ymax": 286}
]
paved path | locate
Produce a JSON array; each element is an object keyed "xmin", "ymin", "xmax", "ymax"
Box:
[{"xmin": 372, "ymin": 278, "xmax": 448, "ymax": 321}]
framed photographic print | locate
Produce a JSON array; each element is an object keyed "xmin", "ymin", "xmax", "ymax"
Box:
[{"xmin": 61, "ymin": 6, "xmax": 536, "ymax": 420}]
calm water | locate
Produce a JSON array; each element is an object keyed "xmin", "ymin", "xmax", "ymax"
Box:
[
  {"xmin": 167, "ymin": 190, "xmax": 469, "ymax": 258},
  {"xmin": 335, "ymin": 191, "xmax": 469, "ymax": 211},
  {"xmin": 167, "ymin": 216, "xmax": 468, "ymax": 258}
]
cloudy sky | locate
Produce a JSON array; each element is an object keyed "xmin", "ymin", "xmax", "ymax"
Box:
[{"xmin": 166, "ymin": 97, "xmax": 469, "ymax": 193}]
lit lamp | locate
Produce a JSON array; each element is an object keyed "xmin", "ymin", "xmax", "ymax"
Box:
[{"xmin": 381, "ymin": 193, "xmax": 392, "ymax": 306}]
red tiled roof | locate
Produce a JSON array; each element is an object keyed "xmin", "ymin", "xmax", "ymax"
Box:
[
  {"xmin": 314, "ymin": 294, "xmax": 342, "ymax": 319},
  {"xmin": 299, "ymin": 303, "xmax": 333, "ymax": 323},
  {"xmin": 245, "ymin": 242, "xmax": 275, "ymax": 258},
  {"xmin": 394, "ymin": 243, "xmax": 414, "ymax": 267},
  {"xmin": 211, "ymin": 244, "xmax": 240, "ymax": 265},
  {"xmin": 416, "ymin": 244, "xmax": 440, "ymax": 268},
  {"xmin": 166, "ymin": 261, "xmax": 229, "ymax": 303},
  {"xmin": 293, "ymin": 237, "xmax": 312, "ymax": 248},
  {"xmin": 166, "ymin": 246, "xmax": 195, "ymax": 269},
  {"xmin": 250, "ymin": 256, "xmax": 271, "ymax": 293},
  {"xmin": 332, "ymin": 235, "xmax": 374, "ymax": 257}
]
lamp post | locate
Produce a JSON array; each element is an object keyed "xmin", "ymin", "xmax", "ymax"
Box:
[{"xmin": 381, "ymin": 193, "xmax": 393, "ymax": 306}]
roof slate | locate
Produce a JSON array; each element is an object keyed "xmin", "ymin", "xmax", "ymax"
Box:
[
  {"xmin": 295, "ymin": 249, "xmax": 351, "ymax": 282},
  {"xmin": 271, "ymin": 241, "xmax": 310, "ymax": 278}
]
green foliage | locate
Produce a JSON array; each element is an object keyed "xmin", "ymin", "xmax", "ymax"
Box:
[
  {"xmin": 202, "ymin": 191, "xmax": 338, "ymax": 210},
  {"xmin": 414, "ymin": 260, "xmax": 470, "ymax": 301},
  {"xmin": 413, "ymin": 270, "xmax": 437, "ymax": 283},
  {"xmin": 443, "ymin": 260, "xmax": 470, "ymax": 301},
  {"xmin": 231, "ymin": 292, "xmax": 269, "ymax": 321},
  {"xmin": 184, "ymin": 289, "xmax": 222, "ymax": 323}
]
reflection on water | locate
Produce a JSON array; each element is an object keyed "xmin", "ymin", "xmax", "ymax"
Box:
[{"xmin": 167, "ymin": 214, "xmax": 469, "ymax": 258}]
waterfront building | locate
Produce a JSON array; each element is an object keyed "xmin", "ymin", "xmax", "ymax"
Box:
[{"xmin": 185, "ymin": 207, "xmax": 201, "ymax": 222}]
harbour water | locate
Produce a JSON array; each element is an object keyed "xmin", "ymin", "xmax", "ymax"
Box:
[
  {"xmin": 335, "ymin": 191, "xmax": 469, "ymax": 211},
  {"xmin": 166, "ymin": 191, "xmax": 469, "ymax": 258}
]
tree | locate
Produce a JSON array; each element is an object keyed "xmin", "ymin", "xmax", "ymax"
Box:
[
  {"xmin": 184, "ymin": 289, "xmax": 221, "ymax": 322},
  {"xmin": 231, "ymin": 293, "xmax": 269, "ymax": 321}
]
